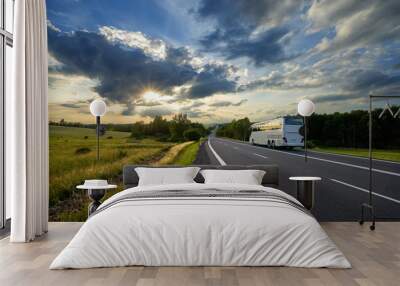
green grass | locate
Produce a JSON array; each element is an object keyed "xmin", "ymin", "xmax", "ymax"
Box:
[
  {"xmin": 49, "ymin": 126, "xmax": 174, "ymax": 221},
  {"xmin": 172, "ymin": 141, "xmax": 201, "ymax": 165},
  {"xmin": 312, "ymin": 146, "xmax": 400, "ymax": 162}
]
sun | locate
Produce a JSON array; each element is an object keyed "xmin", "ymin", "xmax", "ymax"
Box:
[{"xmin": 142, "ymin": 90, "xmax": 162, "ymax": 101}]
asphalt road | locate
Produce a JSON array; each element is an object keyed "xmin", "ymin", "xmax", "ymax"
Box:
[{"xmin": 197, "ymin": 136, "xmax": 400, "ymax": 221}]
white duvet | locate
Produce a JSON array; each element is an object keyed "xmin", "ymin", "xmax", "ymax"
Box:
[{"xmin": 50, "ymin": 183, "xmax": 351, "ymax": 269}]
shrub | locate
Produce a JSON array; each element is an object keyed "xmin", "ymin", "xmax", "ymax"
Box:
[
  {"xmin": 306, "ymin": 140, "xmax": 316, "ymax": 149},
  {"xmin": 84, "ymin": 136, "xmax": 88, "ymax": 139},
  {"xmin": 75, "ymin": 147, "xmax": 91, "ymax": 155},
  {"xmin": 183, "ymin": 128, "xmax": 202, "ymax": 141}
]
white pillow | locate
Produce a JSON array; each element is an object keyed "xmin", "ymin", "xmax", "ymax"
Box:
[
  {"xmin": 135, "ymin": 167, "xmax": 200, "ymax": 186},
  {"xmin": 200, "ymin": 169, "xmax": 266, "ymax": 185}
]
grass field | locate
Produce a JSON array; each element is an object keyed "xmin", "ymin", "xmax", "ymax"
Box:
[
  {"xmin": 154, "ymin": 141, "xmax": 195, "ymax": 165},
  {"xmin": 173, "ymin": 140, "xmax": 202, "ymax": 165},
  {"xmin": 50, "ymin": 125, "xmax": 176, "ymax": 221},
  {"xmin": 50, "ymin": 126, "xmax": 202, "ymax": 221},
  {"xmin": 312, "ymin": 146, "xmax": 400, "ymax": 162}
]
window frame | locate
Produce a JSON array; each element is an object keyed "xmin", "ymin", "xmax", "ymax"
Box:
[{"xmin": 0, "ymin": 0, "xmax": 14, "ymax": 230}]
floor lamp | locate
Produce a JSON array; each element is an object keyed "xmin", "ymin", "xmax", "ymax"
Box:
[
  {"xmin": 89, "ymin": 99, "xmax": 107, "ymax": 160},
  {"xmin": 298, "ymin": 99, "xmax": 315, "ymax": 162},
  {"xmin": 360, "ymin": 94, "xmax": 400, "ymax": 231}
]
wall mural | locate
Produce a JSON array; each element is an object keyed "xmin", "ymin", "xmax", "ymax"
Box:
[{"xmin": 46, "ymin": 0, "xmax": 400, "ymax": 222}]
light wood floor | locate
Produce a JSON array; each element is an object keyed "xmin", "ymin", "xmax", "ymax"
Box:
[{"xmin": 0, "ymin": 222, "xmax": 399, "ymax": 286}]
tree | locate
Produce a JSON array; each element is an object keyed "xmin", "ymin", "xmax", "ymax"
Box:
[
  {"xmin": 216, "ymin": 117, "xmax": 251, "ymax": 141},
  {"xmin": 150, "ymin": 115, "xmax": 169, "ymax": 136},
  {"xmin": 130, "ymin": 121, "xmax": 146, "ymax": 139},
  {"xmin": 169, "ymin": 113, "xmax": 191, "ymax": 141},
  {"xmin": 234, "ymin": 117, "xmax": 251, "ymax": 141},
  {"xmin": 129, "ymin": 113, "xmax": 206, "ymax": 142},
  {"xmin": 183, "ymin": 128, "xmax": 202, "ymax": 141}
]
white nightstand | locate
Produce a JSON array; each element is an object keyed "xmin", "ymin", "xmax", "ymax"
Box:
[
  {"xmin": 289, "ymin": 177, "xmax": 321, "ymax": 210},
  {"xmin": 77, "ymin": 183, "xmax": 117, "ymax": 216}
]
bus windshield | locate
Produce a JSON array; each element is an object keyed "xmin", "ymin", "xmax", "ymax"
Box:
[{"xmin": 284, "ymin": 117, "xmax": 303, "ymax": 125}]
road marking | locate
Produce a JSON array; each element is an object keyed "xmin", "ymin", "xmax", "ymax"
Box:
[
  {"xmin": 216, "ymin": 138, "xmax": 400, "ymax": 177},
  {"xmin": 233, "ymin": 146, "xmax": 239, "ymax": 150},
  {"xmin": 253, "ymin": 153, "xmax": 268, "ymax": 159},
  {"xmin": 330, "ymin": 178, "xmax": 400, "ymax": 205},
  {"xmin": 208, "ymin": 139, "xmax": 227, "ymax": 166}
]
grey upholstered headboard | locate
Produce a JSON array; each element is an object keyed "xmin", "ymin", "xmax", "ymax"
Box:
[{"xmin": 123, "ymin": 165, "xmax": 279, "ymax": 189}]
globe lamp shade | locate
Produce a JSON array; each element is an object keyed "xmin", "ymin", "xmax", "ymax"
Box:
[
  {"xmin": 90, "ymin": 99, "xmax": 107, "ymax": 117},
  {"xmin": 298, "ymin": 99, "xmax": 315, "ymax": 117}
]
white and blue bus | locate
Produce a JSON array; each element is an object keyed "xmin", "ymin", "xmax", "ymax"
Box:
[{"xmin": 249, "ymin": 116, "xmax": 304, "ymax": 148}]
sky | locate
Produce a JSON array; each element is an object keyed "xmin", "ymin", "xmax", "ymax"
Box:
[{"xmin": 46, "ymin": 0, "xmax": 400, "ymax": 124}]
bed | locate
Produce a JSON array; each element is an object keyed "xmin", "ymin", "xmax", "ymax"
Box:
[{"xmin": 50, "ymin": 165, "xmax": 350, "ymax": 269}]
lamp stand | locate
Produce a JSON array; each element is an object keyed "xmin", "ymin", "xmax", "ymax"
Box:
[
  {"xmin": 304, "ymin": 116, "xmax": 308, "ymax": 162},
  {"xmin": 96, "ymin": 116, "xmax": 100, "ymax": 160}
]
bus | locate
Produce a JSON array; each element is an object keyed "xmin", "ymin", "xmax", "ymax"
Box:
[{"xmin": 249, "ymin": 116, "xmax": 304, "ymax": 148}]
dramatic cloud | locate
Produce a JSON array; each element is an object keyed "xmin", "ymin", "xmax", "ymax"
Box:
[
  {"xmin": 343, "ymin": 70, "xmax": 400, "ymax": 92},
  {"xmin": 60, "ymin": 103, "xmax": 82, "ymax": 109},
  {"xmin": 196, "ymin": 0, "xmax": 303, "ymax": 65},
  {"xmin": 309, "ymin": 0, "xmax": 400, "ymax": 53},
  {"xmin": 133, "ymin": 100, "xmax": 162, "ymax": 107},
  {"xmin": 310, "ymin": 93, "xmax": 361, "ymax": 104},
  {"xmin": 47, "ymin": 0, "xmax": 400, "ymax": 123},
  {"xmin": 185, "ymin": 110, "xmax": 208, "ymax": 118},
  {"xmin": 210, "ymin": 99, "xmax": 247, "ymax": 107},
  {"xmin": 48, "ymin": 27, "xmax": 238, "ymax": 115},
  {"xmin": 139, "ymin": 107, "xmax": 174, "ymax": 118},
  {"xmin": 202, "ymin": 27, "xmax": 295, "ymax": 66},
  {"xmin": 197, "ymin": 0, "xmax": 302, "ymax": 31},
  {"xmin": 99, "ymin": 26, "xmax": 167, "ymax": 60},
  {"xmin": 178, "ymin": 64, "xmax": 237, "ymax": 99},
  {"xmin": 309, "ymin": 69, "xmax": 400, "ymax": 104},
  {"xmin": 239, "ymin": 68, "xmax": 325, "ymax": 92}
]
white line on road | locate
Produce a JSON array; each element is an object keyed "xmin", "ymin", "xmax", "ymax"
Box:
[
  {"xmin": 330, "ymin": 178, "xmax": 400, "ymax": 205},
  {"xmin": 253, "ymin": 153, "xmax": 268, "ymax": 159},
  {"xmin": 215, "ymin": 138, "xmax": 400, "ymax": 177},
  {"xmin": 208, "ymin": 139, "xmax": 227, "ymax": 166}
]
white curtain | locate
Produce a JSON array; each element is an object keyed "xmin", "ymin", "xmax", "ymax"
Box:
[{"xmin": 9, "ymin": 0, "xmax": 49, "ymax": 242}]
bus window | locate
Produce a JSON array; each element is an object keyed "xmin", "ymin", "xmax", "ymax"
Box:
[{"xmin": 285, "ymin": 117, "xmax": 303, "ymax": 125}]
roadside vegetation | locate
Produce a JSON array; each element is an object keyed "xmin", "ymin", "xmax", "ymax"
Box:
[
  {"xmin": 52, "ymin": 113, "xmax": 210, "ymax": 143},
  {"xmin": 51, "ymin": 124, "xmax": 204, "ymax": 222},
  {"xmin": 130, "ymin": 113, "xmax": 209, "ymax": 142},
  {"xmin": 172, "ymin": 140, "xmax": 203, "ymax": 165},
  {"xmin": 307, "ymin": 107, "xmax": 400, "ymax": 149},
  {"xmin": 155, "ymin": 141, "xmax": 195, "ymax": 165},
  {"xmin": 50, "ymin": 125, "xmax": 174, "ymax": 221},
  {"xmin": 216, "ymin": 117, "xmax": 251, "ymax": 141},
  {"xmin": 311, "ymin": 146, "xmax": 400, "ymax": 162}
]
